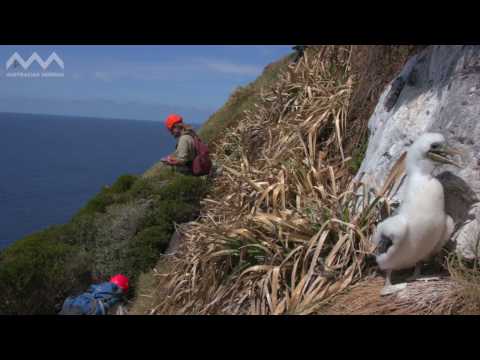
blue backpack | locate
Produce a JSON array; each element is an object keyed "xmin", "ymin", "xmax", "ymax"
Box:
[{"xmin": 59, "ymin": 282, "xmax": 125, "ymax": 315}]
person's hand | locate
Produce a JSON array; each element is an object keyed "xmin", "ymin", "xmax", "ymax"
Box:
[
  {"xmin": 167, "ymin": 156, "xmax": 179, "ymax": 165},
  {"xmin": 161, "ymin": 155, "xmax": 178, "ymax": 165}
]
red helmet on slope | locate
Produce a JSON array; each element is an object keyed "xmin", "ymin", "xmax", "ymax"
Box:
[
  {"xmin": 165, "ymin": 114, "xmax": 183, "ymax": 130},
  {"xmin": 110, "ymin": 274, "xmax": 129, "ymax": 293}
]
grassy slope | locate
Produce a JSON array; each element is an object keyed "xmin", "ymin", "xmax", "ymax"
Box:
[{"xmin": 128, "ymin": 53, "xmax": 295, "ymax": 314}]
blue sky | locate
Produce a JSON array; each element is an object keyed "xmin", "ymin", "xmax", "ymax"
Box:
[{"xmin": 0, "ymin": 45, "xmax": 293, "ymax": 122}]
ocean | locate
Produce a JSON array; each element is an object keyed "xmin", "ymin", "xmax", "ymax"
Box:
[{"xmin": 0, "ymin": 112, "xmax": 179, "ymax": 250}]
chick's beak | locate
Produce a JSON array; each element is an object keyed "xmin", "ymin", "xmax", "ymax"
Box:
[{"xmin": 427, "ymin": 145, "xmax": 463, "ymax": 168}]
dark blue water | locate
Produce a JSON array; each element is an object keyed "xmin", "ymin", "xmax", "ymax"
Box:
[{"xmin": 0, "ymin": 112, "xmax": 178, "ymax": 250}]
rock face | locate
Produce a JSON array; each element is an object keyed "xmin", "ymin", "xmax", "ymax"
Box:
[{"xmin": 357, "ymin": 45, "xmax": 480, "ymax": 259}]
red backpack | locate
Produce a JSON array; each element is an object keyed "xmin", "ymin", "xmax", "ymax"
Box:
[{"xmin": 191, "ymin": 135, "xmax": 212, "ymax": 176}]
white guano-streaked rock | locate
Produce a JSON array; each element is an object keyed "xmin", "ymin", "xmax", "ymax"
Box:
[{"xmin": 357, "ymin": 45, "xmax": 480, "ymax": 259}]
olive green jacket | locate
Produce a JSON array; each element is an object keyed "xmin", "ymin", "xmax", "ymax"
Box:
[
  {"xmin": 174, "ymin": 131, "xmax": 196, "ymax": 164},
  {"xmin": 171, "ymin": 129, "xmax": 197, "ymax": 174}
]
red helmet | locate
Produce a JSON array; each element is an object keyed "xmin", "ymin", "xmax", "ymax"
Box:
[
  {"xmin": 110, "ymin": 274, "xmax": 129, "ymax": 293},
  {"xmin": 165, "ymin": 114, "xmax": 183, "ymax": 130}
]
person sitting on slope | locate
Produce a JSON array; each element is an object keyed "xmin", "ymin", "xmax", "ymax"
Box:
[{"xmin": 161, "ymin": 114, "xmax": 211, "ymax": 176}]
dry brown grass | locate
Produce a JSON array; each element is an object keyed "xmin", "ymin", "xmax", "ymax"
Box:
[
  {"xmin": 446, "ymin": 254, "xmax": 480, "ymax": 314},
  {"xmin": 320, "ymin": 234, "xmax": 480, "ymax": 316},
  {"xmin": 320, "ymin": 276, "xmax": 465, "ymax": 315},
  {"xmin": 140, "ymin": 45, "xmax": 434, "ymax": 315}
]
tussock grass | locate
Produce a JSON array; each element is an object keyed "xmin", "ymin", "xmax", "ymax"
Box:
[
  {"xmin": 139, "ymin": 46, "xmax": 420, "ymax": 315},
  {"xmin": 198, "ymin": 55, "xmax": 294, "ymax": 148},
  {"xmin": 446, "ymin": 254, "xmax": 480, "ymax": 314}
]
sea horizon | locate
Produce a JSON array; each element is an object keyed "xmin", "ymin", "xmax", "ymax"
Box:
[{"xmin": 0, "ymin": 111, "xmax": 205, "ymax": 125}]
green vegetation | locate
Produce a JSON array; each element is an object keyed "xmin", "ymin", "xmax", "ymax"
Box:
[
  {"xmin": 90, "ymin": 174, "xmax": 207, "ymax": 284},
  {"xmin": 0, "ymin": 226, "xmax": 91, "ymax": 314},
  {"xmin": 74, "ymin": 174, "xmax": 140, "ymax": 217},
  {"xmin": 125, "ymin": 226, "xmax": 172, "ymax": 277},
  {"xmin": 349, "ymin": 137, "xmax": 369, "ymax": 174},
  {"xmin": 110, "ymin": 174, "xmax": 138, "ymax": 193}
]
